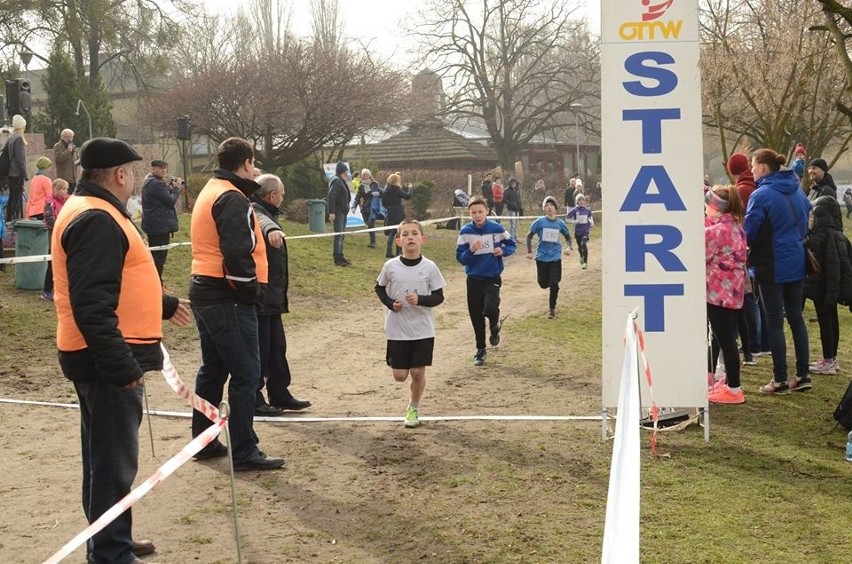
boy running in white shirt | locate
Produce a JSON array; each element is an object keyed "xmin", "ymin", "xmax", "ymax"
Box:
[{"xmin": 375, "ymin": 220, "xmax": 447, "ymax": 428}]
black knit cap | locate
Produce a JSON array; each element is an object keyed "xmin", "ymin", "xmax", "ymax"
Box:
[
  {"xmin": 80, "ymin": 138, "xmax": 143, "ymax": 169},
  {"xmin": 809, "ymin": 158, "xmax": 828, "ymax": 172}
]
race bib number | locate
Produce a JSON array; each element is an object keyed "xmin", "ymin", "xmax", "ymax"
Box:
[
  {"xmin": 541, "ymin": 227, "xmax": 560, "ymax": 243},
  {"xmin": 576, "ymin": 214, "xmax": 589, "ymax": 224},
  {"xmin": 473, "ymin": 234, "xmax": 496, "ymax": 255}
]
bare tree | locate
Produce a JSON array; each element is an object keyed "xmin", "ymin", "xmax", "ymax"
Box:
[
  {"xmin": 310, "ymin": 0, "xmax": 341, "ymax": 49},
  {"xmin": 812, "ymin": 0, "xmax": 852, "ymax": 121},
  {"xmin": 415, "ymin": 0, "xmax": 596, "ymax": 171},
  {"xmin": 700, "ymin": 0, "xmax": 852, "ymax": 166}
]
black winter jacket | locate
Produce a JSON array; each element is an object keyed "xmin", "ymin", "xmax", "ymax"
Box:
[
  {"xmin": 503, "ymin": 178, "xmax": 522, "ymax": 213},
  {"xmin": 141, "ymin": 174, "xmax": 180, "ymax": 235},
  {"xmin": 250, "ymin": 194, "xmax": 289, "ymax": 316},
  {"xmin": 381, "ymin": 184, "xmax": 412, "ymax": 226},
  {"xmin": 808, "ymin": 172, "xmax": 837, "ymax": 202},
  {"xmin": 804, "ymin": 196, "xmax": 852, "ymax": 306},
  {"xmin": 327, "ymin": 176, "xmax": 351, "ymax": 216}
]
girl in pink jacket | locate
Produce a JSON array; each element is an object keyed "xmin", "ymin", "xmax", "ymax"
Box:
[{"xmin": 705, "ymin": 185, "xmax": 748, "ymax": 404}]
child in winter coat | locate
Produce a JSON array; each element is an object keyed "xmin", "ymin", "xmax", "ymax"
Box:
[{"xmin": 804, "ymin": 196, "xmax": 852, "ymax": 374}]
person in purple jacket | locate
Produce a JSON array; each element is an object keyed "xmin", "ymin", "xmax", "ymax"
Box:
[{"xmin": 566, "ymin": 193, "xmax": 594, "ymax": 269}]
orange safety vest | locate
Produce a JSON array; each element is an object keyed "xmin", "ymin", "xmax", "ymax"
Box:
[
  {"xmin": 53, "ymin": 195, "xmax": 163, "ymax": 351},
  {"xmin": 190, "ymin": 178, "xmax": 268, "ymax": 283}
]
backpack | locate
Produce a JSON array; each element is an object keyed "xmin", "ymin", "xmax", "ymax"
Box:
[
  {"xmin": 833, "ymin": 380, "xmax": 852, "ymax": 430},
  {"xmin": 0, "ymin": 139, "xmax": 11, "ymax": 178}
]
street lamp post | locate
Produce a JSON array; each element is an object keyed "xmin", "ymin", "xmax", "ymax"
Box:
[
  {"xmin": 75, "ymin": 98, "xmax": 93, "ymax": 139},
  {"xmin": 571, "ymin": 102, "xmax": 582, "ymax": 177}
]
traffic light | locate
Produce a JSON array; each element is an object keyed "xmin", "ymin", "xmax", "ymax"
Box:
[{"xmin": 5, "ymin": 79, "xmax": 32, "ymax": 119}]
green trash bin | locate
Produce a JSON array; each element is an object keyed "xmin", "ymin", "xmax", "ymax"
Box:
[
  {"xmin": 307, "ymin": 199, "xmax": 327, "ymax": 233},
  {"xmin": 14, "ymin": 219, "xmax": 49, "ymax": 290}
]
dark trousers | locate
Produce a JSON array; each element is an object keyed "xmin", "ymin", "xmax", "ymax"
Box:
[
  {"xmin": 191, "ymin": 303, "xmax": 262, "ymax": 463},
  {"xmin": 494, "ymin": 202, "xmax": 504, "ymax": 217},
  {"xmin": 5, "ymin": 176, "xmax": 24, "ymax": 221},
  {"xmin": 743, "ymin": 292, "xmax": 760, "ymax": 353},
  {"xmin": 332, "ymin": 213, "xmax": 347, "ymax": 259},
  {"xmin": 466, "ymin": 276, "xmax": 502, "ymax": 350},
  {"xmin": 361, "ymin": 212, "xmax": 376, "ymax": 244},
  {"xmin": 385, "ymin": 226, "xmax": 400, "ymax": 257},
  {"xmin": 707, "ymin": 303, "xmax": 741, "ymax": 388},
  {"xmin": 813, "ymin": 298, "xmax": 839, "ymax": 359},
  {"xmin": 43, "ymin": 237, "xmax": 54, "ymax": 292},
  {"xmin": 73, "ymin": 380, "xmax": 143, "ymax": 564},
  {"xmin": 147, "ymin": 232, "xmax": 170, "ymax": 281},
  {"xmin": 575, "ymin": 233, "xmax": 589, "ymax": 263},
  {"xmin": 257, "ymin": 313, "xmax": 293, "ymax": 406},
  {"xmin": 759, "ymin": 280, "xmax": 809, "ymax": 382},
  {"xmin": 536, "ymin": 260, "xmax": 562, "ymax": 309},
  {"xmin": 736, "ymin": 307, "xmax": 751, "ymax": 360}
]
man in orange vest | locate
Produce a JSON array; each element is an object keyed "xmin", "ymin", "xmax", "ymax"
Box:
[
  {"xmin": 189, "ymin": 137, "xmax": 285, "ymax": 471},
  {"xmin": 52, "ymin": 137, "xmax": 191, "ymax": 563}
]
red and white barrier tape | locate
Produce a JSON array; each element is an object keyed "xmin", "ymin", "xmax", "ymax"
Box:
[
  {"xmin": 43, "ymin": 345, "xmax": 224, "ymax": 563},
  {"xmin": 633, "ymin": 319, "xmax": 659, "ymax": 457}
]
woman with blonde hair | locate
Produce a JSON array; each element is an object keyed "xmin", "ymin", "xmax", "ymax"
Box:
[
  {"xmin": 744, "ymin": 148, "xmax": 811, "ymax": 394},
  {"xmin": 705, "ymin": 185, "xmax": 748, "ymax": 404},
  {"xmin": 3, "ymin": 114, "xmax": 28, "ymax": 221},
  {"xmin": 380, "ymin": 172, "xmax": 413, "ymax": 258}
]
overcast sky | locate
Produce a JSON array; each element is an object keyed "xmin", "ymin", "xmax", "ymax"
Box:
[{"xmin": 201, "ymin": 0, "xmax": 601, "ymax": 66}]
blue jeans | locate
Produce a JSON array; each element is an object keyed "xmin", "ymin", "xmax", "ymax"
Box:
[
  {"xmin": 507, "ymin": 211, "xmax": 519, "ymax": 241},
  {"xmin": 191, "ymin": 303, "xmax": 262, "ymax": 462},
  {"xmin": 758, "ymin": 280, "xmax": 809, "ymax": 382},
  {"xmin": 361, "ymin": 212, "xmax": 376, "ymax": 244},
  {"xmin": 332, "ymin": 213, "xmax": 347, "ymax": 259},
  {"xmin": 74, "ymin": 380, "xmax": 143, "ymax": 564}
]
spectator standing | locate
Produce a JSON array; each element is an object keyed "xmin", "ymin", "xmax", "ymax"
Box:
[
  {"xmin": 327, "ymin": 161, "xmax": 352, "ymax": 266},
  {"xmin": 250, "ymin": 174, "xmax": 312, "ymax": 414},
  {"xmin": 804, "ymin": 196, "xmax": 852, "ymax": 374},
  {"xmin": 4, "ymin": 114, "xmax": 28, "ymax": 221},
  {"xmin": 41, "ymin": 178, "xmax": 69, "ymax": 301},
  {"xmin": 26, "ymin": 156, "xmax": 53, "ymax": 220},
  {"xmin": 375, "ymin": 219, "xmax": 447, "ymax": 428},
  {"xmin": 503, "ymin": 176, "xmax": 522, "ymax": 241},
  {"xmin": 456, "ymin": 195, "xmax": 516, "ymax": 366},
  {"xmin": 704, "ymin": 185, "xmax": 748, "ymax": 404},
  {"xmin": 141, "ymin": 160, "xmax": 181, "ymax": 282},
  {"xmin": 492, "ymin": 175, "xmax": 504, "ymax": 217},
  {"xmin": 53, "ymin": 129, "xmax": 77, "ymax": 192},
  {"xmin": 51, "ymin": 138, "xmax": 190, "ymax": 563},
  {"xmin": 525, "ymin": 196, "xmax": 572, "ymax": 318},
  {"xmin": 744, "ymin": 148, "xmax": 812, "ymax": 395},
  {"xmin": 381, "ymin": 172, "xmax": 413, "ymax": 258},
  {"xmin": 0, "ymin": 191, "xmax": 7, "ymax": 271},
  {"xmin": 843, "ymin": 187, "xmax": 852, "ymax": 219},
  {"xmin": 351, "ymin": 168, "xmax": 380, "ymax": 248},
  {"xmin": 189, "ymin": 137, "xmax": 284, "ymax": 471},
  {"xmin": 481, "ymin": 172, "xmax": 494, "ymax": 211},
  {"xmin": 806, "ymin": 158, "xmax": 837, "ymax": 202}
]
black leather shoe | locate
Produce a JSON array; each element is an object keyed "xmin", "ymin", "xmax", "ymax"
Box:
[
  {"xmin": 234, "ymin": 454, "xmax": 285, "ymax": 471},
  {"xmin": 272, "ymin": 397, "xmax": 312, "ymax": 411},
  {"xmin": 255, "ymin": 404, "xmax": 285, "ymax": 416},
  {"xmin": 193, "ymin": 442, "xmax": 228, "ymax": 461},
  {"xmin": 132, "ymin": 539, "xmax": 156, "ymax": 557}
]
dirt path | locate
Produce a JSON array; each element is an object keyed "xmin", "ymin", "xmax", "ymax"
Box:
[{"xmin": 0, "ymin": 237, "xmax": 606, "ymax": 563}]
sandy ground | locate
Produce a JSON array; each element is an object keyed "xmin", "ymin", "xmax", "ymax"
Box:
[{"xmin": 0, "ymin": 238, "xmax": 606, "ymax": 563}]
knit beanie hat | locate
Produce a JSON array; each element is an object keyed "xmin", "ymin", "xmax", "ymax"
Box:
[
  {"xmin": 11, "ymin": 114, "xmax": 26, "ymax": 130},
  {"xmin": 575, "ymin": 193, "xmax": 586, "ymax": 205},
  {"xmin": 809, "ymin": 158, "xmax": 828, "ymax": 172},
  {"xmin": 794, "ymin": 143, "xmax": 806, "ymax": 157},
  {"xmin": 726, "ymin": 153, "xmax": 749, "ymax": 176},
  {"xmin": 36, "ymin": 156, "xmax": 52, "ymax": 170},
  {"xmin": 335, "ymin": 161, "xmax": 348, "ymax": 175},
  {"xmin": 542, "ymin": 196, "xmax": 558, "ymax": 211}
]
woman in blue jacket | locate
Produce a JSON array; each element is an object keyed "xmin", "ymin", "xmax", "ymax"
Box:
[{"xmin": 744, "ymin": 148, "xmax": 811, "ymax": 394}]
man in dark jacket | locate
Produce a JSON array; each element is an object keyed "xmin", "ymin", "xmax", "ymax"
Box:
[
  {"xmin": 503, "ymin": 176, "xmax": 522, "ymax": 241},
  {"xmin": 327, "ymin": 161, "xmax": 352, "ymax": 266},
  {"xmin": 251, "ymin": 174, "xmax": 312, "ymax": 414},
  {"xmin": 189, "ymin": 137, "xmax": 284, "ymax": 471},
  {"xmin": 351, "ymin": 167, "xmax": 380, "ymax": 248},
  {"xmin": 481, "ymin": 172, "xmax": 494, "ymax": 211},
  {"xmin": 807, "ymin": 158, "xmax": 837, "ymax": 202},
  {"xmin": 52, "ymin": 138, "xmax": 190, "ymax": 563},
  {"xmin": 53, "ymin": 128, "xmax": 77, "ymax": 191},
  {"xmin": 141, "ymin": 159, "xmax": 181, "ymax": 281}
]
